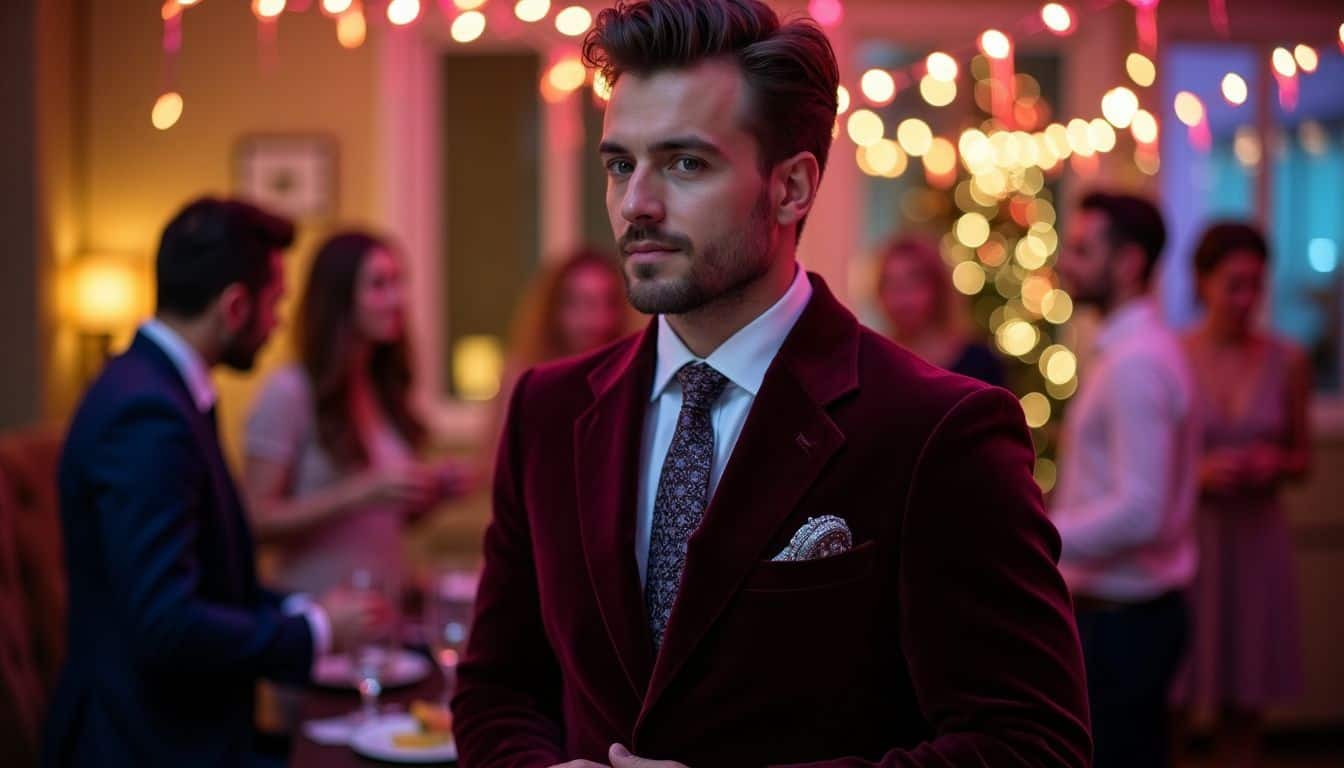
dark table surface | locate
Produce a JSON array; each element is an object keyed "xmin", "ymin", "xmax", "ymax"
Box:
[{"xmin": 289, "ymin": 656, "xmax": 454, "ymax": 767}]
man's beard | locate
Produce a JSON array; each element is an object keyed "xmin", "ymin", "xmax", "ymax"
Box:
[
  {"xmin": 219, "ymin": 312, "xmax": 266, "ymax": 372},
  {"xmin": 621, "ymin": 191, "xmax": 775, "ymax": 316}
]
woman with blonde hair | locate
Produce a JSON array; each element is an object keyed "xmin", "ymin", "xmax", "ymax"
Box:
[{"xmin": 876, "ymin": 235, "xmax": 1004, "ymax": 385}]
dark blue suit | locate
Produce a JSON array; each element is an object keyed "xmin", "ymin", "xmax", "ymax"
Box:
[{"xmin": 43, "ymin": 332, "xmax": 314, "ymax": 768}]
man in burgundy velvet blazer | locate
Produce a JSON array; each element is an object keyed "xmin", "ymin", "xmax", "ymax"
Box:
[{"xmin": 453, "ymin": 2, "xmax": 1090, "ymax": 766}]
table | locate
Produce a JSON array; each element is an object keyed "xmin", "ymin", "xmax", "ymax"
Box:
[{"xmin": 289, "ymin": 658, "xmax": 453, "ymax": 767}]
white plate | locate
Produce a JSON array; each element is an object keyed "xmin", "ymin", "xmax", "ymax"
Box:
[
  {"xmin": 313, "ymin": 649, "xmax": 432, "ymax": 689},
  {"xmin": 350, "ymin": 714, "xmax": 457, "ymax": 764}
]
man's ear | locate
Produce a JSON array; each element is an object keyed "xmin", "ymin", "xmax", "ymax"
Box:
[
  {"xmin": 1113, "ymin": 243, "xmax": 1149, "ymax": 292},
  {"xmin": 772, "ymin": 151, "xmax": 822, "ymax": 231},
  {"xmin": 214, "ymin": 283, "xmax": 252, "ymax": 335}
]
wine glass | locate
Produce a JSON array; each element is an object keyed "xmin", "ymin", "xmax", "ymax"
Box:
[
  {"xmin": 424, "ymin": 568, "xmax": 477, "ymax": 706},
  {"xmin": 349, "ymin": 568, "xmax": 397, "ymax": 723}
]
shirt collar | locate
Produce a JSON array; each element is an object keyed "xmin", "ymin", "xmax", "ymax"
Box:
[
  {"xmin": 650, "ymin": 264, "xmax": 813, "ymax": 402},
  {"xmin": 1095, "ymin": 298, "xmax": 1160, "ymax": 351},
  {"xmin": 139, "ymin": 318, "xmax": 218, "ymax": 413}
]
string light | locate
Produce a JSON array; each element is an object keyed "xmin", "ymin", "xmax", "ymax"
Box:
[
  {"xmin": 321, "ymin": 0, "xmax": 352, "ymax": 13},
  {"xmin": 515, "ymin": 0, "xmax": 550, "ymax": 23},
  {"xmin": 836, "ymin": 85, "xmax": 851, "ymax": 115},
  {"xmin": 846, "ymin": 110, "xmax": 885, "ymax": 147},
  {"xmin": 1272, "ymin": 47, "xmax": 1297, "ymax": 78},
  {"xmin": 920, "ymin": 76, "xmax": 957, "ymax": 107},
  {"xmin": 387, "ymin": 0, "xmax": 421, "ymax": 26},
  {"xmin": 177, "ymin": 0, "xmax": 203, "ymax": 5},
  {"xmin": 152, "ymin": 91, "xmax": 183, "ymax": 130},
  {"xmin": 1101, "ymin": 86, "xmax": 1139, "ymax": 128},
  {"xmin": 451, "ymin": 10, "xmax": 486, "ymax": 43},
  {"xmin": 547, "ymin": 58, "xmax": 587, "ymax": 94},
  {"xmin": 336, "ymin": 9, "xmax": 366, "ymax": 47},
  {"xmin": 1041, "ymin": 3, "xmax": 1074, "ymax": 34},
  {"xmin": 980, "ymin": 30, "xmax": 1012, "ymax": 60},
  {"xmin": 896, "ymin": 118, "xmax": 933, "ymax": 156},
  {"xmin": 860, "ymin": 69, "xmax": 897, "ymax": 105},
  {"xmin": 1130, "ymin": 109, "xmax": 1158, "ymax": 144},
  {"xmin": 924, "ymin": 137, "xmax": 958, "ymax": 175},
  {"xmin": 1221, "ymin": 73, "xmax": 1247, "ymax": 105},
  {"xmin": 952, "ymin": 261, "xmax": 987, "ymax": 294},
  {"xmin": 454, "ymin": 0, "xmax": 487, "ymax": 8},
  {"xmin": 926, "ymin": 52, "xmax": 958, "ymax": 81},
  {"xmin": 1293, "ymin": 44, "xmax": 1318, "ymax": 73},
  {"xmin": 555, "ymin": 6, "xmax": 593, "ymax": 37},
  {"xmin": 253, "ymin": 0, "xmax": 285, "ymax": 18},
  {"xmin": 1021, "ymin": 393, "xmax": 1051, "ymax": 428},
  {"xmin": 857, "ymin": 139, "xmax": 907, "ymax": 178},
  {"xmin": 1174, "ymin": 91, "xmax": 1204, "ymax": 127},
  {"xmin": 1126, "ymin": 52, "xmax": 1156, "ymax": 87},
  {"xmin": 1041, "ymin": 289, "xmax": 1074, "ymax": 324},
  {"xmin": 999, "ymin": 321, "xmax": 1040, "ymax": 358},
  {"xmin": 1066, "ymin": 118, "xmax": 1094, "ymax": 156},
  {"xmin": 956, "ymin": 213, "xmax": 992, "ymax": 248}
]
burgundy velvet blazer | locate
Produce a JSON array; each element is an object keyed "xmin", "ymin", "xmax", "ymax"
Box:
[{"xmin": 453, "ymin": 274, "xmax": 1091, "ymax": 767}]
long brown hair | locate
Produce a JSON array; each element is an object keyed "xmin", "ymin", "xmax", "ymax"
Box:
[
  {"xmin": 876, "ymin": 235, "xmax": 967, "ymax": 339},
  {"xmin": 295, "ymin": 231, "xmax": 426, "ymax": 468},
  {"xmin": 509, "ymin": 248, "xmax": 628, "ymax": 367}
]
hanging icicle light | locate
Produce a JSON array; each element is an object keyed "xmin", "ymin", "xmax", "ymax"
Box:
[
  {"xmin": 451, "ymin": 10, "xmax": 487, "ymax": 43},
  {"xmin": 253, "ymin": 0, "xmax": 286, "ymax": 18},
  {"xmin": 1040, "ymin": 3, "xmax": 1075, "ymax": 35},
  {"xmin": 556, "ymin": 6, "xmax": 593, "ymax": 36},
  {"xmin": 387, "ymin": 0, "xmax": 420, "ymax": 26},
  {"xmin": 515, "ymin": 0, "xmax": 550, "ymax": 23},
  {"xmin": 152, "ymin": 91, "xmax": 184, "ymax": 130},
  {"xmin": 1221, "ymin": 73, "xmax": 1247, "ymax": 105}
]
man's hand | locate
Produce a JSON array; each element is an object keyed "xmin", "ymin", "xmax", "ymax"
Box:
[
  {"xmin": 608, "ymin": 744, "xmax": 689, "ymax": 768},
  {"xmin": 319, "ymin": 586, "xmax": 393, "ymax": 654}
]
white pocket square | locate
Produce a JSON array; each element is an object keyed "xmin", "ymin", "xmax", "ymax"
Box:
[{"xmin": 771, "ymin": 515, "xmax": 853, "ymax": 562}]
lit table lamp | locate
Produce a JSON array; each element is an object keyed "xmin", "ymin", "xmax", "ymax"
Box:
[{"xmin": 61, "ymin": 255, "xmax": 147, "ymax": 383}]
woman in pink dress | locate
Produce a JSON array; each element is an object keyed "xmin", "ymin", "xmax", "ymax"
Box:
[{"xmin": 1180, "ymin": 222, "xmax": 1313, "ymax": 767}]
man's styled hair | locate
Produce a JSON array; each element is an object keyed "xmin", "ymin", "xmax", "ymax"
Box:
[
  {"xmin": 583, "ymin": 0, "xmax": 840, "ymax": 232},
  {"xmin": 155, "ymin": 197, "xmax": 295, "ymax": 318},
  {"xmin": 1079, "ymin": 191, "xmax": 1167, "ymax": 286}
]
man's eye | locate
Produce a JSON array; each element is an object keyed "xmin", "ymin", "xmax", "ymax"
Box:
[
  {"xmin": 673, "ymin": 157, "xmax": 704, "ymax": 173},
  {"xmin": 607, "ymin": 159, "xmax": 634, "ymax": 175}
]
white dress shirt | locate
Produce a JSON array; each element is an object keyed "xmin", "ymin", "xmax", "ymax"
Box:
[
  {"xmin": 1050, "ymin": 300, "xmax": 1200, "ymax": 601},
  {"xmin": 635, "ymin": 265, "xmax": 813, "ymax": 585},
  {"xmin": 139, "ymin": 319, "xmax": 332, "ymax": 656}
]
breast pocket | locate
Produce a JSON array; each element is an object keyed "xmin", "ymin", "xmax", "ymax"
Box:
[{"xmin": 740, "ymin": 539, "xmax": 878, "ymax": 593}]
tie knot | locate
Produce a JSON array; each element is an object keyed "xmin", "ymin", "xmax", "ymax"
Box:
[{"xmin": 676, "ymin": 362, "xmax": 729, "ymax": 410}]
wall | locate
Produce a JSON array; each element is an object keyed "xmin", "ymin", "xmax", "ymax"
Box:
[{"xmin": 71, "ymin": 0, "xmax": 383, "ymax": 461}]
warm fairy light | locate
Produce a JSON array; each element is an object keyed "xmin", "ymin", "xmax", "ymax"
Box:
[
  {"xmin": 548, "ymin": 58, "xmax": 587, "ymax": 93},
  {"xmin": 920, "ymin": 76, "xmax": 957, "ymax": 107},
  {"xmin": 592, "ymin": 70, "xmax": 613, "ymax": 101},
  {"xmin": 1135, "ymin": 147, "xmax": 1161, "ymax": 175},
  {"xmin": 253, "ymin": 0, "xmax": 286, "ymax": 18},
  {"xmin": 926, "ymin": 52, "xmax": 958, "ymax": 81},
  {"xmin": 1126, "ymin": 52, "xmax": 1156, "ymax": 87},
  {"xmin": 1131, "ymin": 109, "xmax": 1158, "ymax": 144},
  {"xmin": 1035, "ymin": 458, "xmax": 1058, "ymax": 492},
  {"xmin": 1101, "ymin": 86, "xmax": 1140, "ymax": 128},
  {"xmin": 454, "ymin": 0, "xmax": 487, "ymax": 8},
  {"xmin": 980, "ymin": 30, "xmax": 1012, "ymax": 60},
  {"xmin": 1044, "ymin": 123, "xmax": 1071, "ymax": 158},
  {"xmin": 858, "ymin": 139, "xmax": 907, "ymax": 178},
  {"xmin": 808, "ymin": 0, "xmax": 845, "ymax": 28},
  {"xmin": 998, "ymin": 321, "xmax": 1040, "ymax": 358},
  {"xmin": 1041, "ymin": 289, "xmax": 1073, "ymax": 324},
  {"xmin": 1272, "ymin": 47, "xmax": 1297, "ymax": 78},
  {"xmin": 322, "ymin": 0, "xmax": 353, "ymax": 13},
  {"xmin": 1234, "ymin": 126, "xmax": 1262, "ymax": 168},
  {"xmin": 860, "ymin": 69, "xmax": 897, "ymax": 105},
  {"xmin": 959, "ymin": 129, "xmax": 993, "ymax": 173},
  {"xmin": 924, "ymin": 137, "xmax": 957, "ymax": 175},
  {"xmin": 152, "ymin": 91, "xmax": 184, "ymax": 130},
  {"xmin": 1021, "ymin": 392, "xmax": 1051, "ymax": 428},
  {"xmin": 1293, "ymin": 44, "xmax": 1318, "ymax": 73},
  {"xmin": 1221, "ymin": 73, "xmax": 1248, "ymax": 105},
  {"xmin": 555, "ymin": 6, "xmax": 593, "ymax": 37},
  {"xmin": 1299, "ymin": 120, "xmax": 1328, "ymax": 155},
  {"xmin": 177, "ymin": 0, "xmax": 203, "ymax": 5},
  {"xmin": 162, "ymin": 1, "xmax": 183, "ymax": 21},
  {"xmin": 1041, "ymin": 346, "xmax": 1078, "ymax": 385},
  {"xmin": 1066, "ymin": 118, "xmax": 1094, "ymax": 156},
  {"xmin": 836, "ymin": 85, "xmax": 851, "ymax": 115},
  {"xmin": 1089, "ymin": 119, "xmax": 1117, "ymax": 152},
  {"xmin": 952, "ymin": 261, "xmax": 986, "ymax": 295},
  {"xmin": 515, "ymin": 0, "xmax": 550, "ymax": 23},
  {"xmin": 846, "ymin": 109, "xmax": 885, "ymax": 147},
  {"xmin": 896, "ymin": 118, "xmax": 933, "ymax": 156},
  {"xmin": 956, "ymin": 212, "xmax": 992, "ymax": 249},
  {"xmin": 451, "ymin": 10, "xmax": 486, "ymax": 42},
  {"xmin": 337, "ymin": 9, "xmax": 366, "ymax": 47},
  {"xmin": 1016, "ymin": 237, "xmax": 1049, "ymax": 270},
  {"xmin": 387, "ymin": 0, "xmax": 420, "ymax": 26},
  {"xmin": 1174, "ymin": 91, "xmax": 1205, "ymax": 127},
  {"xmin": 1040, "ymin": 3, "xmax": 1074, "ymax": 34}
]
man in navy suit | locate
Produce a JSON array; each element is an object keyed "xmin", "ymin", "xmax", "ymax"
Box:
[{"xmin": 44, "ymin": 198, "xmax": 386, "ymax": 768}]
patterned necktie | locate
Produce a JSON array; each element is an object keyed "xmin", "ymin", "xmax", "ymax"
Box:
[{"xmin": 645, "ymin": 362, "xmax": 731, "ymax": 651}]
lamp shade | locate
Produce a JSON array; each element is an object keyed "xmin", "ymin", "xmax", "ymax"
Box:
[{"xmin": 62, "ymin": 255, "xmax": 147, "ymax": 333}]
